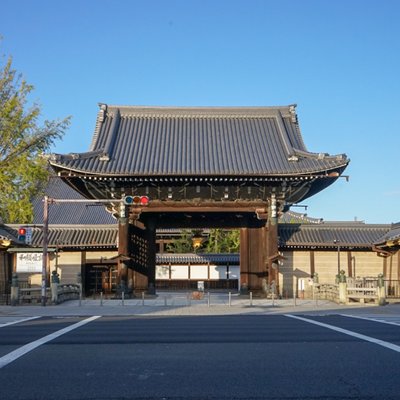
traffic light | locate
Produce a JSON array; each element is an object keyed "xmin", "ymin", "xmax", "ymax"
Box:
[
  {"xmin": 18, "ymin": 227, "xmax": 26, "ymax": 243},
  {"xmin": 123, "ymin": 195, "xmax": 149, "ymax": 206}
]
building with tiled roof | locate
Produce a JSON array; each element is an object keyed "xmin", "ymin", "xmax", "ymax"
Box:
[
  {"xmin": 4, "ymin": 214, "xmax": 396, "ymax": 298},
  {"xmin": 5, "ymin": 104, "xmax": 399, "ymax": 300},
  {"xmin": 373, "ymin": 223, "xmax": 400, "ymax": 257},
  {"xmin": 49, "ymin": 104, "xmax": 349, "ymax": 206},
  {"xmin": 44, "ymin": 104, "xmax": 353, "ymax": 295}
]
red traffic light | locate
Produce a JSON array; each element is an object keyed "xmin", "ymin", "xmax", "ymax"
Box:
[
  {"xmin": 18, "ymin": 227, "xmax": 27, "ymax": 235},
  {"xmin": 138, "ymin": 196, "xmax": 149, "ymax": 206}
]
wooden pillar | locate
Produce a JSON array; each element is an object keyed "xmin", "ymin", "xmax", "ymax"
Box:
[
  {"xmin": 240, "ymin": 228, "xmax": 249, "ymax": 293},
  {"xmin": 117, "ymin": 209, "xmax": 129, "ymax": 294},
  {"xmin": 397, "ymin": 252, "xmax": 400, "ymax": 281},
  {"xmin": 146, "ymin": 219, "xmax": 157, "ymax": 295},
  {"xmin": 310, "ymin": 251, "xmax": 315, "ymax": 277},
  {"xmin": 267, "ymin": 219, "xmax": 279, "ymax": 287},
  {"xmin": 240, "ymin": 227, "xmax": 266, "ymax": 293},
  {"xmin": 347, "ymin": 251, "xmax": 352, "ymax": 277},
  {"xmin": 383, "ymin": 257, "xmax": 388, "ymax": 279}
]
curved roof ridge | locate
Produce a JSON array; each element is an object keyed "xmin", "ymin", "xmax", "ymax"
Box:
[
  {"xmin": 50, "ymin": 149, "xmax": 104, "ymax": 162},
  {"xmin": 291, "ymin": 147, "xmax": 348, "ymax": 163},
  {"xmin": 106, "ymin": 103, "xmax": 296, "ymax": 110}
]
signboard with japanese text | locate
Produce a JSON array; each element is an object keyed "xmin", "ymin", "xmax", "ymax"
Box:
[{"xmin": 16, "ymin": 253, "xmax": 43, "ymax": 273}]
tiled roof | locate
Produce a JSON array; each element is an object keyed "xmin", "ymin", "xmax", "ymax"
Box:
[
  {"xmin": 279, "ymin": 210, "xmax": 323, "ymax": 224},
  {"xmin": 7, "ymin": 225, "xmax": 118, "ymax": 248},
  {"xmin": 50, "ymin": 104, "xmax": 349, "ymax": 177},
  {"xmin": 156, "ymin": 253, "xmax": 239, "ymax": 264},
  {"xmin": 374, "ymin": 223, "xmax": 400, "ymax": 246},
  {"xmin": 32, "ymin": 176, "xmax": 116, "ymax": 225},
  {"xmin": 6, "ymin": 222, "xmax": 390, "ymax": 251},
  {"xmin": 0, "ymin": 225, "xmax": 18, "ymax": 242},
  {"xmin": 279, "ymin": 223, "xmax": 391, "ymax": 249}
]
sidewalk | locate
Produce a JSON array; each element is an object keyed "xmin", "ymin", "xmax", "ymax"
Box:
[{"xmin": 1, "ymin": 291, "xmax": 399, "ymax": 319}]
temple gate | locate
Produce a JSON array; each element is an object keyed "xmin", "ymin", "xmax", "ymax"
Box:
[{"xmin": 49, "ymin": 104, "xmax": 349, "ymax": 295}]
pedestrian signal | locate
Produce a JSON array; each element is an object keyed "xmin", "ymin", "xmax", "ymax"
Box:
[{"xmin": 18, "ymin": 227, "xmax": 27, "ymax": 243}]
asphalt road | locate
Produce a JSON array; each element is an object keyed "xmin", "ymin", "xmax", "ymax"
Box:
[{"xmin": 0, "ymin": 314, "xmax": 399, "ymax": 399}]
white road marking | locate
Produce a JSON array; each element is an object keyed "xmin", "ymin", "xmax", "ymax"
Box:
[
  {"xmin": 285, "ymin": 314, "xmax": 400, "ymax": 353},
  {"xmin": 340, "ymin": 314, "xmax": 400, "ymax": 326},
  {"xmin": 0, "ymin": 316, "xmax": 40, "ymax": 328},
  {"xmin": 0, "ymin": 315, "xmax": 101, "ymax": 369}
]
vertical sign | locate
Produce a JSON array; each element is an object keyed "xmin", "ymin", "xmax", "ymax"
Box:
[{"xmin": 25, "ymin": 227, "xmax": 32, "ymax": 245}]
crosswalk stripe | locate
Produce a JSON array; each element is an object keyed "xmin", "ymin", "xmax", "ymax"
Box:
[
  {"xmin": 340, "ymin": 314, "xmax": 400, "ymax": 326},
  {"xmin": 285, "ymin": 314, "xmax": 400, "ymax": 353},
  {"xmin": 0, "ymin": 315, "xmax": 101, "ymax": 369},
  {"xmin": 0, "ymin": 316, "xmax": 40, "ymax": 328}
]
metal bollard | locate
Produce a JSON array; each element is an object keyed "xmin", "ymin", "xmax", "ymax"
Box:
[
  {"xmin": 122, "ymin": 291, "xmax": 125, "ymax": 306},
  {"xmin": 100, "ymin": 292, "xmax": 103, "ymax": 306},
  {"xmin": 272, "ymin": 292, "xmax": 275, "ymax": 307},
  {"xmin": 228, "ymin": 292, "xmax": 232, "ymax": 307},
  {"xmin": 142, "ymin": 291, "xmax": 145, "ymax": 306},
  {"xmin": 250, "ymin": 292, "xmax": 253, "ymax": 307},
  {"xmin": 207, "ymin": 292, "xmax": 210, "ymax": 307}
]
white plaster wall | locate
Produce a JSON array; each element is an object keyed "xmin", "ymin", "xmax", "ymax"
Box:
[
  {"xmin": 209, "ymin": 264, "xmax": 227, "ymax": 279},
  {"xmin": 190, "ymin": 265, "xmax": 208, "ymax": 280},
  {"xmin": 170, "ymin": 265, "xmax": 189, "ymax": 279},
  {"xmin": 156, "ymin": 265, "xmax": 170, "ymax": 279}
]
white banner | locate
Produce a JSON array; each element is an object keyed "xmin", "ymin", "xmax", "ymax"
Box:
[{"xmin": 16, "ymin": 253, "xmax": 43, "ymax": 273}]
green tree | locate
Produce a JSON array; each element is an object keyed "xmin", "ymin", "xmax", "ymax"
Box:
[
  {"xmin": 204, "ymin": 229, "xmax": 240, "ymax": 253},
  {"xmin": 0, "ymin": 56, "xmax": 70, "ymax": 223},
  {"xmin": 166, "ymin": 230, "xmax": 195, "ymax": 253}
]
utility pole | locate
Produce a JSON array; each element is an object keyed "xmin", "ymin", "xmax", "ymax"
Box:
[{"xmin": 41, "ymin": 196, "xmax": 49, "ymax": 306}]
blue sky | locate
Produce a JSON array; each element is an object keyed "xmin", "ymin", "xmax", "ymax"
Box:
[{"xmin": 1, "ymin": 0, "xmax": 399, "ymax": 224}]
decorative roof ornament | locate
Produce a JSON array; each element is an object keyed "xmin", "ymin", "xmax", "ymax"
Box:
[{"xmin": 289, "ymin": 104, "xmax": 298, "ymax": 123}]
